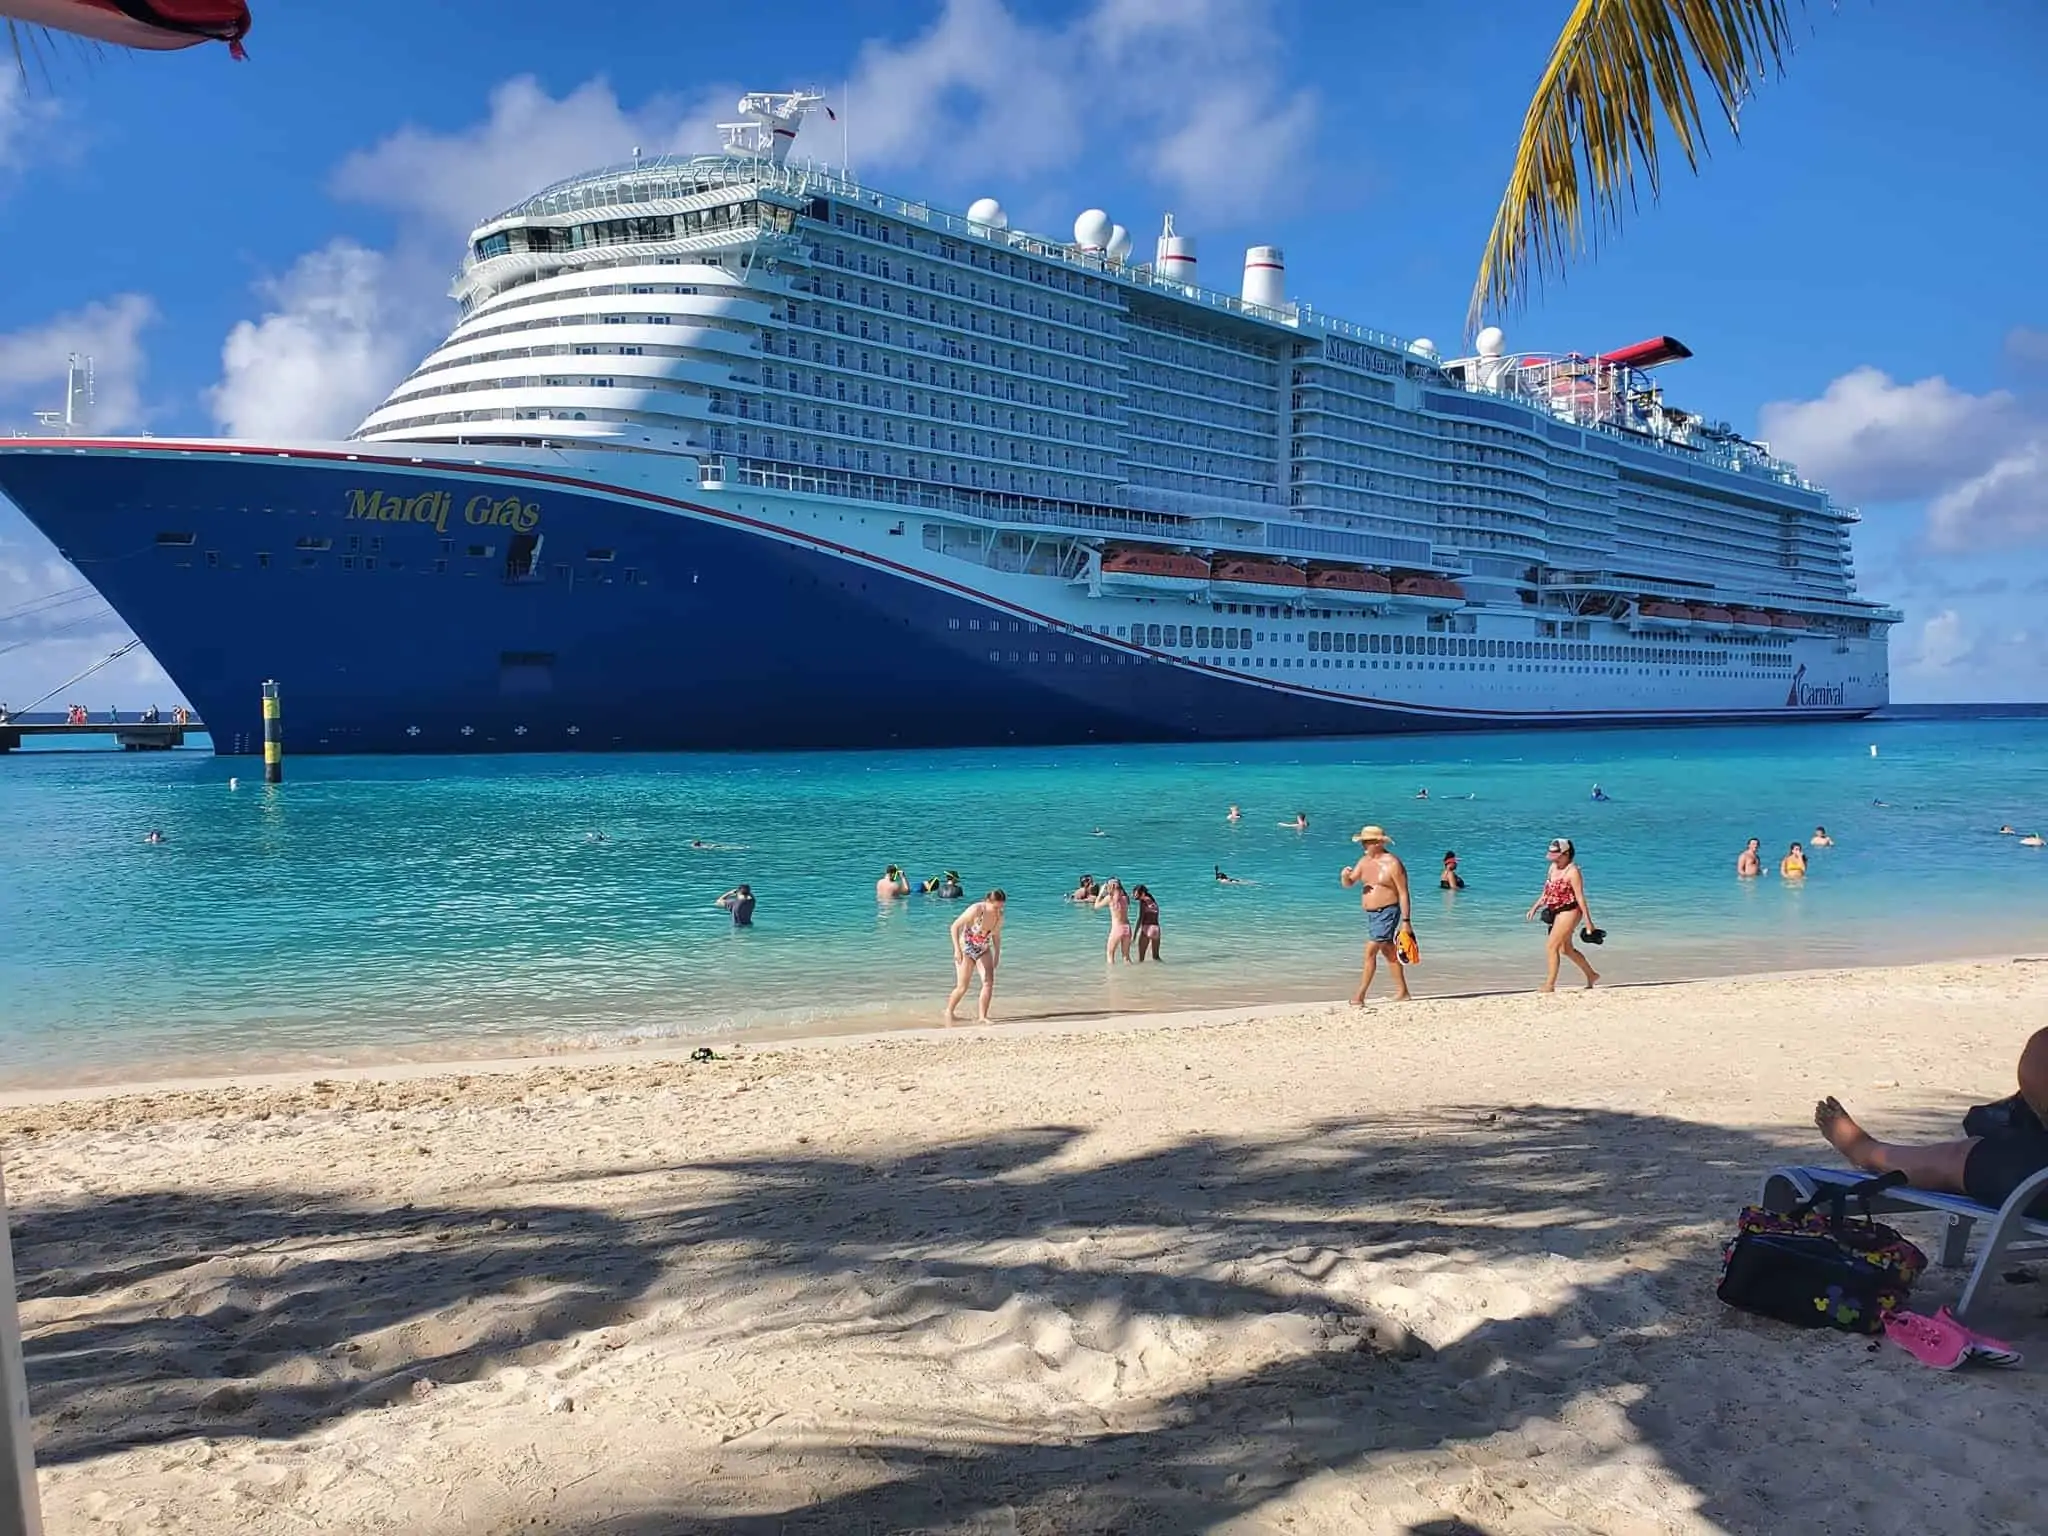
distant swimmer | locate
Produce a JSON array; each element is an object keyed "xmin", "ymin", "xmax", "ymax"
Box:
[
  {"xmin": 1736, "ymin": 838, "xmax": 1762, "ymax": 878},
  {"xmin": 1068, "ymin": 873, "xmax": 1100, "ymax": 903},
  {"xmin": 1440, "ymin": 850, "xmax": 1466, "ymax": 890},
  {"xmin": 1781, "ymin": 841, "xmax": 1807, "ymax": 879},
  {"xmin": 2023, "ymin": 834, "xmax": 2046, "ymax": 848},
  {"xmin": 1590, "ymin": 784, "xmax": 1611, "ymax": 803},
  {"xmin": 1091, "ymin": 827, "xmax": 1110, "ymax": 838},
  {"xmin": 876, "ymin": 865, "xmax": 910, "ymax": 900},
  {"xmin": 1811, "ymin": 826, "xmax": 1833, "ymax": 848},
  {"xmin": 1414, "ymin": 788, "xmax": 1429, "ymax": 800},
  {"xmin": 227, "ymin": 776, "xmax": 238, "ymax": 790},
  {"xmin": 1227, "ymin": 804, "xmax": 1241, "ymax": 823},
  {"xmin": 716, "ymin": 884, "xmax": 755, "ymax": 927},
  {"xmin": 586, "ymin": 831, "xmax": 608, "ymax": 843},
  {"xmin": 2000, "ymin": 825, "xmax": 2018, "ymax": 836},
  {"xmin": 1872, "ymin": 799, "xmax": 1890, "ymax": 808},
  {"xmin": 1280, "ymin": 812, "xmax": 1308, "ymax": 830},
  {"xmin": 1214, "ymin": 866, "xmax": 1255, "ymax": 885},
  {"xmin": 143, "ymin": 829, "xmax": 166, "ymax": 845}
]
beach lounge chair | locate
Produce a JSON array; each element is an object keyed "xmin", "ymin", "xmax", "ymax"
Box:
[{"xmin": 1758, "ymin": 1164, "xmax": 2048, "ymax": 1322}]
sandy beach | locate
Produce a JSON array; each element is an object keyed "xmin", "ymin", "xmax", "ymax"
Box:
[{"xmin": 7, "ymin": 958, "xmax": 2048, "ymax": 1534}]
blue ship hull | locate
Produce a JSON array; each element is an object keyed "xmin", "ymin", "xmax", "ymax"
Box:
[{"xmin": 0, "ymin": 443, "xmax": 1874, "ymax": 754}]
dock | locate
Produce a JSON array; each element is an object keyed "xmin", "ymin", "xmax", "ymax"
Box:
[{"xmin": 0, "ymin": 720, "xmax": 203, "ymax": 752}]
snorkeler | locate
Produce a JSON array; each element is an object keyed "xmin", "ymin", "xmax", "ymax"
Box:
[{"xmin": 1214, "ymin": 866, "xmax": 1254, "ymax": 885}]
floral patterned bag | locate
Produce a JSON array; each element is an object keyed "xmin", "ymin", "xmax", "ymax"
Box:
[{"xmin": 1717, "ymin": 1171, "xmax": 1928, "ymax": 1333}]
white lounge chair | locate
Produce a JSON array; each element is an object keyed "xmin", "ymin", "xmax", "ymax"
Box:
[{"xmin": 1758, "ymin": 1164, "xmax": 2048, "ymax": 1322}]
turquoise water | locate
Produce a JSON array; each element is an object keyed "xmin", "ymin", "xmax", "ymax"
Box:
[{"xmin": 4, "ymin": 720, "xmax": 2048, "ymax": 1086}]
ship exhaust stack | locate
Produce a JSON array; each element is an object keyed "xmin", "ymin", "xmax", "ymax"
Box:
[
  {"xmin": 1156, "ymin": 214, "xmax": 1197, "ymax": 287},
  {"xmin": 1241, "ymin": 246, "xmax": 1285, "ymax": 309}
]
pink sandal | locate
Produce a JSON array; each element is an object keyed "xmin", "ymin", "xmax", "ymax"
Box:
[
  {"xmin": 1884, "ymin": 1309, "xmax": 1971, "ymax": 1370},
  {"xmin": 1937, "ymin": 1307, "xmax": 2024, "ymax": 1368}
]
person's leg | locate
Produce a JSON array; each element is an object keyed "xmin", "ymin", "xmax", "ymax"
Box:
[
  {"xmin": 977, "ymin": 957, "xmax": 996, "ymax": 1023},
  {"xmin": 1389, "ymin": 944, "xmax": 1411, "ymax": 1002},
  {"xmin": 945, "ymin": 957, "xmax": 974, "ymax": 1022},
  {"xmin": 1541, "ymin": 932, "xmax": 1563, "ymax": 992},
  {"xmin": 1352, "ymin": 941, "xmax": 1380, "ymax": 1004},
  {"xmin": 1815, "ymin": 1097, "xmax": 1977, "ymax": 1192},
  {"xmin": 1555, "ymin": 912, "xmax": 1598, "ymax": 987}
]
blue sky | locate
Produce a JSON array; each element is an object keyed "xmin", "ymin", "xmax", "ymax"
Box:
[{"xmin": 2, "ymin": 0, "xmax": 2043, "ymax": 704}]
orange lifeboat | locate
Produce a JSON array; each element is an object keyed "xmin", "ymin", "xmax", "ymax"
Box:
[
  {"xmin": 1691, "ymin": 606, "xmax": 1734, "ymax": 625},
  {"xmin": 1210, "ymin": 558, "xmax": 1308, "ymax": 600},
  {"xmin": 1638, "ymin": 600, "xmax": 1693, "ymax": 622},
  {"xmin": 1768, "ymin": 611, "xmax": 1809, "ymax": 631},
  {"xmin": 1731, "ymin": 608, "xmax": 1773, "ymax": 631},
  {"xmin": 1307, "ymin": 566, "xmax": 1393, "ymax": 607},
  {"xmin": 1096, "ymin": 546, "xmax": 1211, "ymax": 596},
  {"xmin": 1386, "ymin": 574, "xmax": 1466, "ymax": 610}
]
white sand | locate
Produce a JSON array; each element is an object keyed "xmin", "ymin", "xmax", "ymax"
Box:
[{"xmin": 7, "ymin": 958, "xmax": 2048, "ymax": 1534}]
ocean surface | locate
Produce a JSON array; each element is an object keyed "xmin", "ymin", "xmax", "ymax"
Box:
[{"xmin": 4, "ymin": 718, "xmax": 2048, "ymax": 1087}]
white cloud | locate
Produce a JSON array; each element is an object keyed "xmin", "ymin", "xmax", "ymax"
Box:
[
  {"xmin": 208, "ymin": 241, "xmax": 434, "ymax": 439},
  {"xmin": 0, "ymin": 293, "xmax": 156, "ymax": 431},
  {"xmin": 330, "ymin": 74, "xmax": 729, "ymax": 238},
  {"xmin": 2006, "ymin": 327, "xmax": 2048, "ymax": 368},
  {"xmin": 841, "ymin": 0, "xmax": 1319, "ymax": 217},
  {"xmin": 1758, "ymin": 365, "xmax": 2048, "ymax": 553},
  {"xmin": 1899, "ymin": 608, "xmax": 1972, "ymax": 676}
]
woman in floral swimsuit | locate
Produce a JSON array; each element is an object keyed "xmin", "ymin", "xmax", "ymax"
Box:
[{"xmin": 945, "ymin": 890, "xmax": 1007, "ymax": 1024}]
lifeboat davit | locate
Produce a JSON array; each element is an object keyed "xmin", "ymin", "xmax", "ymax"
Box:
[
  {"xmin": 0, "ymin": 1, "xmax": 252, "ymax": 54},
  {"xmin": 1095, "ymin": 546, "xmax": 1211, "ymax": 597},
  {"xmin": 1209, "ymin": 558, "xmax": 1308, "ymax": 602},
  {"xmin": 1306, "ymin": 566, "xmax": 1393, "ymax": 607},
  {"xmin": 1386, "ymin": 574, "xmax": 1467, "ymax": 611}
]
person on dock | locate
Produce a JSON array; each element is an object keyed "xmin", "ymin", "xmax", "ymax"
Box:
[
  {"xmin": 944, "ymin": 890, "xmax": 1006, "ymax": 1025},
  {"xmin": 1132, "ymin": 884, "xmax": 1162, "ymax": 961},
  {"xmin": 1526, "ymin": 837, "xmax": 1599, "ymax": 992},
  {"xmin": 1736, "ymin": 838, "xmax": 1762, "ymax": 878},
  {"xmin": 716, "ymin": 885, "xmax": 755, "ymax": 928},
  {"xmin": 876, "ymin": 865, "xmax": 910, "ymax": 900},
  {"xmin": 1341, "ymin": 825, "xmax": 1412, "ymax": 1004},
  {"xmin": 1094, "ymin": 877, "xmax": 1133, "ymax": 964},
  {"xmin": 1813, "ymin": 1028, "xmax": 2048, "ymax": 1214}
]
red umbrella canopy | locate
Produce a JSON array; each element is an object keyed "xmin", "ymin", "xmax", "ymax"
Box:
[{"xmin": 0, "ymin": 0, "xmax": 249, "ymax": 55}]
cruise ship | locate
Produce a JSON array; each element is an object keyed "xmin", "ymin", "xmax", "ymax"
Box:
[{"xmin": 0, "ymin": 92, "xmax": 1896, "ymax": 755}]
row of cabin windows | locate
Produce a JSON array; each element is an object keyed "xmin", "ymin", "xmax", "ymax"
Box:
[
  {"xmin": 1305, "ymin": 631, "xmax": 1741, "ymax": 666},
  {"xmin": 471, "ymin": 201, "xmax": 795, "ymax": 262}
]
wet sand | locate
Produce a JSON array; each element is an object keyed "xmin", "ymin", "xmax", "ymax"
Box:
[{"xmin": 6, "ymin": 957, "xmax": 2048, "ymax": 1534}]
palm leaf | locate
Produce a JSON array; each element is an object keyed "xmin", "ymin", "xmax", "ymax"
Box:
[{"xmin": 1469, "ymin": 0, "xmax": 1812, "ymax": 334}]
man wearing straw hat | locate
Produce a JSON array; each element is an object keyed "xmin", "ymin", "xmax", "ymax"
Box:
[{"xmin": 1341, "ymin": 824, "xmax": 1413, "ymax": 1003}]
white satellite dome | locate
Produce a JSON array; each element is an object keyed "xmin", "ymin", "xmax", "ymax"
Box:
[
  {"xmin": 966, "ymin": 197, "xmax": 1009, "ymax": 230},
  {"xmin": 1475, "ymin": 326, "xmax": 1507, "ymax": 358},
  {"xmin": 1073, "ymin": 208, "xmax": 1113, "ymax": 251},
  {"xmin": 1409, "ymin": 337, "xmax": 1438, "ymax": 358},
  {"xmin": 1105, "ymin": 223, "xmax": 1133, "ymax": 263}
]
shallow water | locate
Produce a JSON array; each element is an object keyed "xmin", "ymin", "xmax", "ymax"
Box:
[{"xmin": 4, "ymin": 719, "xmax": 2047, "ymax": 1084}]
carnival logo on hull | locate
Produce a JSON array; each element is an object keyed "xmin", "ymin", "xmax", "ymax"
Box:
[
  {"xmin": 344, "ymin": 488, "xmax": 542, "ymax": 536},
  {"xmin": 1784, "ymin": 664, "xmax": 1846, "ymax": 708}
]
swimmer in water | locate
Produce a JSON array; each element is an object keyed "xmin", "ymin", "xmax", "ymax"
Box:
[
  {"xmin": 1811, "ymin": 826, "xmax": 1833, "ymax": 847},
  {"xmin": 1736, "ymin": 838, "xmax": 1762, "ymax": 878},
  {"xmin": 1226, "ymin": 804, "xmax": 1241, "ymax": 823},
  {"xmin": 1415, "ymin": 788, "xmax": 1429, "ymax": 800},
  {"xmin": 1091, "ymin": 827, "xmax": 1109, "ymax": 838},
  {"xmin": 1068, "ymin": 873, "xmax": 1100, "ymax": 903},
  {"xmin": 1781, "ymin": 841, "xmax": 1807, "ymax": 879},
  {"xmin": 1439, "ymin": 850, "xmax": 1465, "ymax": 890},
  {"xmin": 2023, "ymin": 833, "xmax": 2046, "ymax": 848},
  {"xmin": 876, "ymin": 865, "xmax": 911, "ymax": 900},
  {"xmin": 1590, "ymin": 783, "xmax": 1611, "ymax": 802},
  {"xmin": 1214, "ymin": 866, "xmax": 1255, "ymax": 885},
  {"xmin": 1872, "ymin": 799, "xmax": 1889, "ymax": 808},
  {"xmin": 938, "ymin": 870, "xmax": 964, "ymax": 899},
  {"xmin": 2000, "ymin": 825, "xmax": 2017, "ymax": 836},
  {"xmin": 1279, "ymin": 812, "xmax": 1308, "ymax": 830},
  {"xmin": 143, "ymin": 829, "xmax": 165, "ymax": 844},
  {"xmin": 586, "ymin": 831, "xmax": 608, "ymax": 843},
  {"xmin": 228, "ymin": 776, "xmax": 238, "ymax": 790}
]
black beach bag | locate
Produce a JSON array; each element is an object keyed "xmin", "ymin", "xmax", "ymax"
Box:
[{"xmin": 1716, "ymin": 1171, "xmax": 1927, "ymax": 1334}]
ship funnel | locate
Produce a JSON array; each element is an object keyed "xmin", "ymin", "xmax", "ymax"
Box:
[
  {"xmin": 1156, "ymin": 213, "xmax": 1197, "ymax": 287},
  {"xmin": 1241, "ymin": 245, "xmax": 1284, "ymax": 309}
]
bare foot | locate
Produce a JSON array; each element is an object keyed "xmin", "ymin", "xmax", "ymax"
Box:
[
  {"xmin": 942, "ymin": 1010, "xmax": 958, "ymax": 1026},
  {"xmin": 1539, "ymin": 983, "xmax": 1556, "ymax": 994},
  {"xmin": 1350, "ymin": 988, "xmax": 1367, "ymax": 1006},
  {"xmin": 1814, "ymin": 1096, "xmax": 1880, "ymax": 1167},
  {"xmin": 1393, "ymin": 988, "xmax": 1412, "ymax": 1002},
  {"xmin": 1583, "ymin": 970, "xmax": 1600, "ymax": 989}
]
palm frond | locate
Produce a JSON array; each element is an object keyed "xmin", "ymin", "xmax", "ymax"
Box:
[
  {"xmin": 1469, "ymin": 0, "xmax": 1812, "ymax": 335},
  {"xmin": 8, "ymin": 19, "xmax": 99, "ymax": 87}
]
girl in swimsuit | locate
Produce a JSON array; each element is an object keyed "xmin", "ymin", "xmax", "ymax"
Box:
[
  {"xmin": 945, "ymin": 890, "xmax": 1007, "ymax": 1024},
  {"xmin": 1132, "ymin": 884, "xmax": 1161, "ymax": 962},
  {"xmin": 1095, "ymin": 877, "xmax": 1133, "ymax": 963},
  {"xmin": 1525, "ymin": 837, "xmax": 1598, "ymax": 992}
]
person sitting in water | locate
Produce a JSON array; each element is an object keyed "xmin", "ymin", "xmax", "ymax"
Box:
[
  {"xmin": 1736, "ymin": 838, "xmax": 1762, "ymax": 878},
  {"xmin": 1439, "ymin": 850, "xmax": 1466, "ymax": 890},
  {"xmin": 143, "ymin": 829, "xmax": 166, "ymax": 844},
  {"xmin": 876, "ymin": 865, "xmax": 910, "ymax": 900},
  {"xmin": 1590, "ymin": 783, "xmax": 1610, "ymax": 802},
  {"xmin": 1068, "ymin": 873, "xmax": 1100, "ymax": 903},
  {"xmin": 716, "ymin": 884, "xmax": 755, "ymax": 927},
  {"xmin": 1226, "ymin": 804, "xmax": 1241, "ymax": 823},
  {"xmin": 1816, "ymin": 1028, "xmax": 2048, "ymax": 1217},
  {"xmin": 1780, "ymin": 841, "xmax": 1807, "ymax": 879},
  {"xmin": 1811, "ymin": 826, "xmax": 1833, "ymax": 847}
]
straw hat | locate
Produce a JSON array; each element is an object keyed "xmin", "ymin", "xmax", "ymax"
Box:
[{"xmin": 1352, "ymin": 825, "xmax": 1393, "ymax": 845}]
